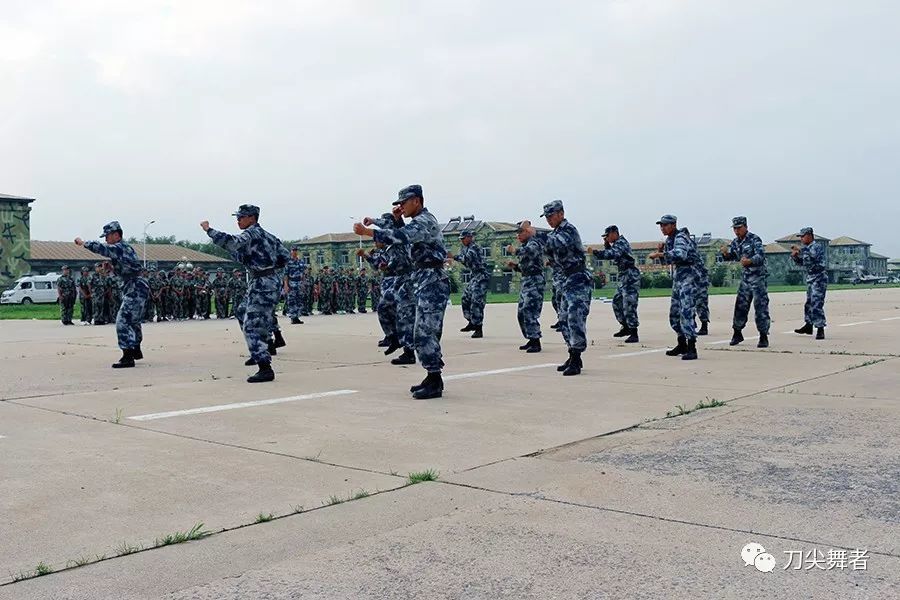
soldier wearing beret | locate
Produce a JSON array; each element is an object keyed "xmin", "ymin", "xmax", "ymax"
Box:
[
  {"xmin": 75, "ymin": 221, "xmax": 150, "ymax": 367},
  {"xmin": 721, "ymin": 216, "xmax": 770, "ymax": 348},
  {"xmin": 589, "ymin": 225, "xmax": 640, "ymax": 343},
  {"xmin": 202, "ymin": 205, "xmax": 290, "ymax": 383},
  {"xmin": 354, "ymin": 185, "xmax": 450, "ymax": 399},
  {"xmin": 792, "ymin": 227, "xmax": 827, "ymax": 339}
]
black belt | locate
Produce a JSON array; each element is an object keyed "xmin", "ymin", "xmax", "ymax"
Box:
[
  {"xmin": 418, "ymin": 263, "xmax": 445, "ymax": 270},
  {"xmin": 251, "ymin": 268, "xmax": 277, "ymax": 278},
  {"xmin": 522, "ymin": 270, "xmax": 544, "ymax": 277}
]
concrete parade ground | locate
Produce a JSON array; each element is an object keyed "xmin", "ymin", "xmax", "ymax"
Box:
[{"xmin": 1, "ymin": 288, "xmax": 899, "ymax": 599}]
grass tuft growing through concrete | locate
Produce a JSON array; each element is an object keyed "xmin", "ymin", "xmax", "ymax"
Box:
[
  {"xmin": 154, "ymin": 523, "xmax": 211, "ymax": 547},
  {"xmin": 407, "ymin": 469, "xmax": 439, "ymax": 484},
  {"xmin": 254, "ymin": 513, "xmax": 275, "ymax": 524},
  {"xmin": 665, "ymin": 398, "xmax": 726, "ymax": 419}
]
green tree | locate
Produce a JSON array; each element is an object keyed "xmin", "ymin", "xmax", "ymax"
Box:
[
  {"xmin": 784, "ymin": 269, "xmax": 804, "ymax": 285},
  {"xmin": 709, "ymin": 263, "xmax": 728, "ymax": 287},
  {"xmin": 651, "ymin": 272, "xmax": 673, "ymax": 289},
  {"xmin": 640, "ymin": 272, "xmax": 653, "ymax": 289}
]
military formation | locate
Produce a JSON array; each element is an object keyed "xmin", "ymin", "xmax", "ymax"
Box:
[{"xmin": 67, "ymin": 189, "xmax": 831, "ymax": 400}]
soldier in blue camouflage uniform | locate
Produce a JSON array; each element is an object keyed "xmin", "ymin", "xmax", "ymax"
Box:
[
  {"xmin": 693, "ymin": 251, "xmax": 711, "ymax": 335},
  {"xmin": 534, "ymin": 200, "xmax": 592, "ymax": 376},
  {"xmin": 792, "ymin": 227, "xmax": 827, "ymax": 339},
  {"xmin": 368, "ymin": 212, "xmax": 415, "ymax": 360},
  {"xmin": 284, "ymin": 245, "xmax": 306, "ymax": 324},
  {"xmin": 453, "ymin": 231, "xmax": 490, "ymax": 338},
  {"xmin": 548, "ymin": 257, "xmax": 564, "ymax": 330},
  {"xmin": 506, "ymin": 221, "xmax": 546, "ymax": 352},
  {"xmin": 362, "ymin": 243, "xmax": 393, "ymax": 347},
  {"xmin": 721, "ymin": 216, "xmax": 770, "ymax": 348},
  {"xmin": 590, "ymin": 225, "xmax": 640, "ymax": 343},
  {"xmin": 77, "ymin": 266, "xmax": 93, "ymax": 324},
  {"xmin": 203, "ymin": 205, "xmax": 290, "ymax": 383},
  {"xmin": 355, "ymin": 185, "xmax": 449, "ymax": 399},
  {"xmin": 649, "ymin": 215, "xmax": 699, "ymax": 360},
  {"xmin": 57, "ymin": 265, "xmax": 77, "ymax": 325},
  {"xmin": 76, "ymin": 221, "xmax": 150, "ymax": 368}
]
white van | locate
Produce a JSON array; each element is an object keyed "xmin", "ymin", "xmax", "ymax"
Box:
[{"xmin": 1, "ymin": 274, "xmax": 61, "ymax": 305}]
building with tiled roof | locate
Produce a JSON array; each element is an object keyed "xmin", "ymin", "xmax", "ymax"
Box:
[{"xmin": 26, "ymin": 241, "xmax": 232, "ymax": 276}]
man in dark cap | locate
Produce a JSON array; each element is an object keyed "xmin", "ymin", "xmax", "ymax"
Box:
[
  {"xmin": 791, "ymin": 227, "xmax": 827, "ymax": 339},
  {"xmin": 57, "ymin": 265, "xmax": 77, "ymax": 325},
  {"xmin": 89, "ymin": 262, "xmax": 107, "ymax": 325},
  {"xmin": 450, "ymin": 230, "xmax": 490, "ymax": 338},
  {"xmin": 507, "ymin": 220, "xmax": 547, "ymax": 352},
  {"xmin": 588, "ymin": 225, "xmax": 640, "ymax": 343},
  {"xmin": 75, "ymin": 221, "xmax": 150, "ymax": 367},
  {"xmin": 721, "ymin": 216, "xmax": 770, "ymax": 348},
  {"xmin": 212, "ymin": 268, "xmax": 230, "ymax": 319},
  {"xmin": 354, "ymin": 185, "xmax": 450, "ymax": 399},
  {"xmin": 284, "ymin": 245, "xmax": 306, "ymax": 324},
  {"xmin": 202, "ymin": 205, "xmax": 290, "ymax": 383},
  {"xmin": 228, "ymin": 269, "xmax": 247, "ymax": 317},
  {"xmin": 534, "ymin": 200, "xmax": 592, "ymax": 375},
  {"xmin": 649, "ymin": 215, "xmax": 700, "ymax": 360},
  {"xmin": 77, "ymin": 266, "xmax": 93, "ymax": 324}
]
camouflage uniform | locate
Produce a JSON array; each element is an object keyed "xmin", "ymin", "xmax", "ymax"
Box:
[
  {"xmin": 548, "ymin": 257, "xmax": 565, "ymax": 326},
  {"xmin": 372, "ymin": 215, "xmax": 414, "ymax": 351},
  {"xmin": 455, "ymin": 236, "xmax": 490, "ymax": 328},
  {"xmin": 150, "ymin": 271, "xmax": 168, "ymax": 321},
  {"xmin": 89, "ymin": 266, "xmax": 107, "ymax": 325},
  {"xmin": 693, "ymin": 253, "xmax": 710, "ymax": 325},
  {"xmin": 536, "ymin": 202, "xmax": 592, "ymax": 354},
  {"xmin": 511, "ymin": 234, "xmax": 546, "ymax": 341},
  {"xmin": 284, "ymin": 255, "xmax": 306, "ymax": 319},
  {"xmin": 77, "ymin": 268, "xmax": 93, "ymax": 323},
  {"xmin": 83, "ymin": 227, "xmax": 149, "ymax": 350},
  {"xmin": 228, "ymin": 271, "xmax": 247, "ymax": 317},
  {"xmin": 195, "ymin": 272, "xmax": 211, "ymax": 319},
  {"xmin": 212, "ymin": 271, "xmax": 230, "ymax": 319},
  {"xmin": 57, "ymin": 269, "xmax": 77, "ymax": 324},
  {"xmin": 299, "ymin": 270, "xmax": 314, "ymax": 316},
  {"xmin": 660, "ymin": 226, "xmax": 700, "ymax": 339},
  {"xmin": 207, "ymin": 210, "xmax": 290, "ymax": 366},
  {"xmin": 723, "ymin": 220, "xmax": 770, "ymax": 335},
  {"xmin": 793, "ymin": 232, "xmax": 827, "ymax": 328},
  {"xmin": 592, "ymin": 234, "xmax": 640, "ymax": 331},
  {"xmin": 372, "ymin": 191, "xmax": 449, "ymax": 375},
  {"xmin": 356, "ymin": 270, "xmax": 369, "ymax": 312}
]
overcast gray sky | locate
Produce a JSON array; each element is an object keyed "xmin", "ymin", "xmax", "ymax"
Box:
[{"xmin": 3, "ymin": 0, "xmax": 899, "ymax": 254}]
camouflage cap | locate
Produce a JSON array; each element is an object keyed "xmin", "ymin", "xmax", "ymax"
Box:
[
  {"xmin": 732, "ymin": 216, "xmax": 748, "ymax": 228},
  {"xmin": 393, "ymin": 184, "xmax": 423, "ymax": 205},
  {"xmin": 603, "ymin": 225, "xmax": 619, "ymax": 236},
  {"xmin": 80, "ymin": 266, "xmax": 89, "ymax": 272},
  {"xmin": 100, "ymin": 221, "xmax": 122, "ymax": 238},
  {"xmin": 540, "ymin": 200, "xmax": 564, "ymax": 217},
  {"xmin": 216, "ymin": 267, "xmax": 224, "ymax": 273},
  {"xmin": 62, "ymin": 264, "xmax": 70, "ymax": 270},
  {"xmin": 232, "ymin": 268, "xmax": 242, "ymax": 273},
  {"xmin": 290, "ymin": 244, "xmax": 299, "ymax": 251},
  {"xmin": 459, "ymin": 230, "xmax": 474, "ymax": 239},
  {"xmin": 232, "ymin": 204, "xmax": 260, "ymax": 218},
  {"xmin": 515, "ymin": 220, "xmax": 528, "ymax": 232},
  {"xmin": 799, "ymin": 227, "xmax": 814, "ymax": 236},
  {"xmin": 656, "ymin": 214, "xmax": 677, "ymax": 225},
  {"xmin": 149, "ymin": 265, "xmax": 157, "ymax": 271}
]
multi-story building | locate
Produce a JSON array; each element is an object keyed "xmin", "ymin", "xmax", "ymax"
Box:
[{"xmin": 0, "ymin": 193, "xmax": 35, "ymax": 287}]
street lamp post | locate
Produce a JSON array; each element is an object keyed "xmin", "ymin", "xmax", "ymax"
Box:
[{"xmin": 142, "ymin": 220, "xmax": 156, "ymax": 267}]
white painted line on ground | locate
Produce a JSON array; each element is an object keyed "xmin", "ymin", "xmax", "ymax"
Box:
[
  {"xmin": 706, "ymin": 335, "xmax": 759, "ymax": 345},
  {"xmin": 839, "ymin": 321, "xmax": 874, "ymax": 327},
  {"xmin": 601, "ymin": 348, "xmax": 669, "ymax": 359},
  {"xmin": 128, "ymin": 390, "xmax": 358, "ymax": 421},
  {"xmin": 881, "ymin": 316, "xmax": 900, "ymax": 321},
  {"xmin": 444, "ymin": 364, "xmax": 558, "ymax": 381}
]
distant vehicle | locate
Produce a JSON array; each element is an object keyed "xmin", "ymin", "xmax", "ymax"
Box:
[
  {"xmin": 851, "ymin": 265, "xmax": 890, "ymax": 285},
  {"xmin": 0, "ymin": 274, "xmax": 61, "ymax": 305}
]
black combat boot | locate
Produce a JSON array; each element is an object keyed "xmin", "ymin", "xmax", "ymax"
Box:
[
  {"xmin": 729, "ymin": 328, "xmax": 744, "ymax": 346},
  {"xmin": 518, "ymin": 340, "xmax": 531, "ymax": 350},
  {"xmin": 698, "ymin": 321, "xmax": 709, "ymax": 336},
  {"xmin": 410, "ymin": 372, "xmax": 446, "ymax": 393},
  {"xmin": 666, "ymin": 336, "xmax": 687, "ymax": 356},
  {"xmin": 412, "ymin": 372, "xmax": 443, "ymax": 399},
  {"xmin": 377, "ymin": 336, "xmax": 391, "ymax": 348},
  {"xmin": 273, "ymin": 330, "xmax": 287, "ymax": 348},
  {"xmin": 391, "ymin": 349, "xmax": 416, "ymax": 365},
  {"xmin": 613, "ymin": 325, "xmax": 630, "ymax": 338},
  {"xmin": 112, "ymin": 349, "xmax": 135, "ymax": 369},
  {"xmin": 460, "ymin": 322, "xmax": 475, "ymax": 332},
  {"xmin": 471, "ymin": 325, "xmax": 483, "ymax": 339},
  {"xmin": 816, "ymin": 327, "xmax": 825, "ymax": 340},
  {"xmin": 624, "ymin": 328, "xmax": 639, "ymax": 344},
  {"xmin": 550, "ymin": 321, "xmax": 561, "ymax": 330},
  {"xmin": 247, "ymin": 362, "xmax": 275, "ymax": 383},
  {"xmin": 290, "ymin": 318, "xmax": 302, "ymax": 324},
  {"xmin": 681, "ymin": 338, "xmax": 698, "ymax": 360},
  {"xmin": 562, "ymin": 350, "xmax": 582, "ymax": 376},
  {"xmin": 268, "ymin": 340, "xmax": 277, "ymax": 356},
  {"xmin": 384, "ymin": 336, "xmax": 402, "ymax": 356},
  {"xmin": 526, "ymin": 339, "xmax": 542, "ymax": 353},
  {"xmin": 557, "ymin": 354, "xmax": 571, "ymax": 371},
  {"xmin": 244, "ymin": 357, "xmax": 257, "ymax": 366},
  {"xmin": 132, "ymin": 345, "xmax": 143, "ymax": 360},
  {"xmin": 795, "ymin": 323, "xmax": 813, "ymax": 335},
  {"xmin": 757, "ymin": 333, "xmax": 769, "ymax": 348}
]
